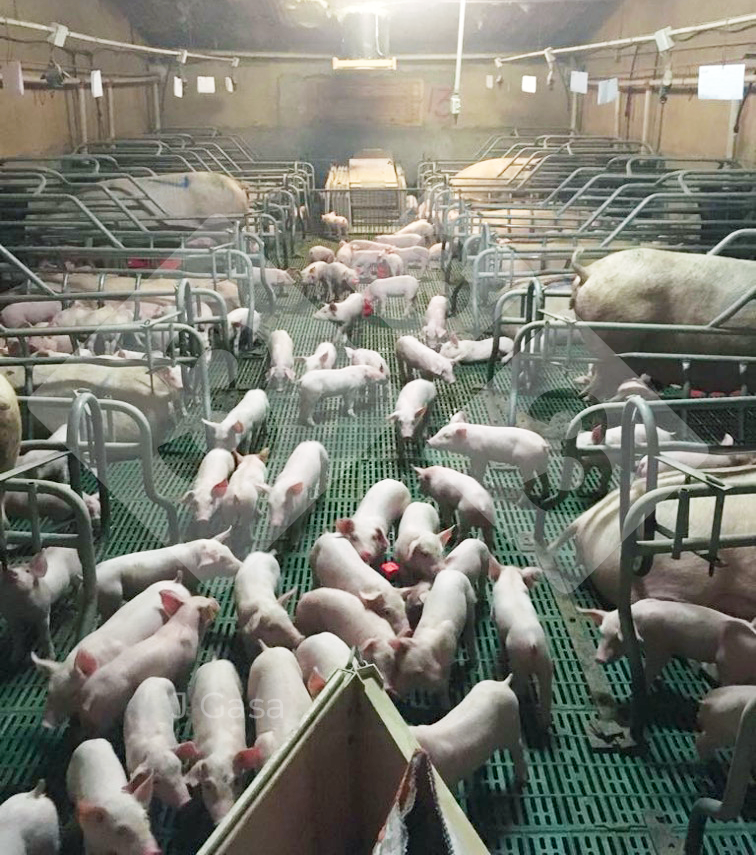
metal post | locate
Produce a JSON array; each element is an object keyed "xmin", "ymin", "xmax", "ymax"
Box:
[
  {"xmin": 570, "ymin": 90, "xmax": 578, "ymax": 132},
  {"xmin": 77, "ymin": 84, "xmax": 88, "ymax": 146},
  {"xmin": 152, "ymin": 80, "xmax": 162, "ymax": 132},
  {"xmin": 641, "ymin": 86, "xmax": 652, "ymax": 146},
  {"xmin": 614, "ymin": 90, "xmax": 622, "ymax": 138},
  {"xmin": 451, "ymin": 0, "xmax": 467, "ymax": 116},
  {"xmin": 106, "ymin": 83, "xmax": 116, "ymax": 139},
  {"xmin": 726, "ymin": 98, "xmax": 739, "ymax": 159}
]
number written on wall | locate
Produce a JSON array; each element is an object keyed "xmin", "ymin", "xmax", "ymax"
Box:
[{"xmin": 429, "ymin": 86, "xmax": 453, "ymax": 123}]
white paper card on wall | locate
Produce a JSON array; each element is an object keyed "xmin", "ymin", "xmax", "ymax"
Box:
[
  {"xmin": 698, "ymin": 64, "xmax": 745, "ymax": 100},
  {"xmin": 597, "ymin": 77, "xmax": 619, "ymax": 105},
  {"xmin": 521, "ymin": 75, "xmax": 537, "ymax": 94},
  {"xmin": 2, "ymin": 61, "xmax": 25, "ymax": 98},
  {"xmin": 173, "ymin": 76, "xmax": 184, "ymax": 98},
  {"xmin": 197, "ymin": 76, "xmax": 216, "ymax": 94},
  {"xmin": 485, "ymin": 74, "xmax": 494, "ymax": 90},
  {"xmin": 570, "ymin": 70, "xmax": 588, "ymax": 94},
  {"xmin": 90, "ymin": 69, "xmax": 103, "ymax": 98},
  {"xmin": 225, "ymin": 76, "xmax": 235, "ymax": 93}
]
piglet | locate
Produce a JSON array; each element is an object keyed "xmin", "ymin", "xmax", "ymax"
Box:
[
  {"xmin": 376, "ymin": 251, "xmax": 405, "ymax": 278},
  {"xmin": 202, "ymin": 389, "xmax": 269, "ymax": 451},
  {"xmin": 0, "ymin": 547, "xmax": 82, "ymax": 661},
  {"xmin": 266, "ymin": 329, "xmax": 296, "ymax": 391},
  {"xmin": 180, "ymin": 448, "xmax": 236, "ymax": 534},
  {"xmin": 388, "ymin": 379, "xmax": 436, "ymax": 440},
  {"xmin": 396, "ymin": 335, "xmax": 456, "ymax": 384},
  {"xmin": 335, "ymin": 241, "xmax": 352, "ymax": 266},
  {"xmin": 375, "ymin": 233, "xmax": 423, "ymax": 248},
  {"xmin": 310, "ymin": 533, "xmax": 409, "ymax": 634},
  {"xmin": 428, "ymin": 243, "xmax": 443, "ymax": 267},
  {"xmin": 443, "ymin": 538, "xmax": 496, "ymax": 594},
  {"xmin": 344, "ymin": 346, "xmax": 390, "ymax": 377},
  {"xmin": 262, "ymin": 440, "xmax": 329, "ymax": 543},
  {"xmin": 17, "ymin": 424, "xmax": 69, "ymax": 482},
  {"xmin": 308, "ymin": 245, "xmax": 335, "ymax": 264},
  {"xmin": 124, "ymin": 677, "xmax": 196, "ymax": 810},
  {"xmin": 636, "ymin": 434, "xmax": 755, "ymax": 477},
  {"xmin": 218, "ymin": 449, "xmax": 269, "ymax": 554},
  {"xmin": 77, "ymin": 593, "xmax": 219, "ymax": 735},
  {"xmin": 440, "ymin": 335, "xmax": 514, "ymax": 364},
  {"xmin": 325, "ymin": 262, "xmax": 360, "ymax": 301},
  {"xmin": 313, "ymin": 292, "xmax": 364, "ymax": 341},
  {"xmin": 1, "ymin": 300, "xmax": 62, "ymax": 328},
  {"xmin": 422, "ymin": 296, "xmax": 448, "ymax": 350},
  {"xmin": 364, "ymin": 275, "xmax": 420, "ymax": 317},
  {"xmin": 186, "ymin": 660, "xmax": 259, "ymax": 823},
  {"xmin": 301, "ymin": 261, "xmax": 330, "ymax": 301},
  {"xmin": 299, "ymin": 342, "xmax": 337, "ymax": 373},
  {"xmin": 322, "ymin": 212, "xmax": 349, "ymax": 238},
  {"xmin": 411, "ymin": 678, "xmax": 527, "ymax": 787},
  {"xmin": 234, "ymin": 551, "xmax": 303, "ymax": 651},
  {"xmin": 578, "ymin": 600, "xmax": 756, "ymax": 687},
  {"xmin": 390, "ymin": 569, "xmax": 476, "ymax": 704},
  {"xmin": 0, "ymin": 780, "xmax": 60, "ymax": 855},
  {"xmin": 335, "ymin": 478, "xmax": 411, "ymax": 563},
  {"xmin": 696, "ymin": 685, "xmax": 756, "ymax": 759},
  {"xmin": 226, "ymin": 308, "xmax": 261, "ymax": 351},
  {"xmin": 490, "ymin": 563, "xmax": 552, "ymax": 726},
  {"xmin": 413, "ymin": 464, "xmax": 495, "ymax": 547},
  {"xmin": 396, "ymin": 219, "xmax": 434, "ymax": 241},
  {"xmin": 67, "ymin": 739, "xmax": 160, "ymax": 855},
  {"xmin": 32, "ymin": 580, "xmax": 191, "ymax": 729},
  {"xmin": 387, "ymin": 245, "xmax": 430, "ymax": 275},
  {"xmin": 246, "ymin": 646, "xmax": 313, "ymax": 768},
  {"xmin": 427, "ymin": 420, "xmax": 550, "ymax": 488},
  {"xmin": 298, "ymin": 365, "xmax": 385, "ymax": 426},
  {"xmin": 295, "ymin": 632, "xmax": 351, "ymax": 697},
  {"xmin": 95, "ymin": 531, "xmax": 241, "ymax": 618},
  {"xmin": 394, "ymin": 502, "xmax": 454, "ymax": 582},
  {"xmin": 5, "ymin": 490, "xmax": 100, "ymax": 526},
  {"xmin": 296, "ymin": 588, "xmax": 397, "ymax": 681}
]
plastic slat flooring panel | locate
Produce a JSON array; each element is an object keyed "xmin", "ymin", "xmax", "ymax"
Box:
[{"xmin": 1, "ymin": 236, "xmax": 755, "ymax": 854}]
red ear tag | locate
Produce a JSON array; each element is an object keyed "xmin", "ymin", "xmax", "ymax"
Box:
[
  {"xmin": 381, "ymin": 561, "xmax": 400, "ymax": 578},
  {"xmin": 363, "ymin": 300, "xmax": 373, "ymax": 317}
]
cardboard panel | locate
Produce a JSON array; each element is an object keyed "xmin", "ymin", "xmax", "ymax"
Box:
[{"xmin": 302, "ymin": 76, "xmax": 425, "ymax": 127}]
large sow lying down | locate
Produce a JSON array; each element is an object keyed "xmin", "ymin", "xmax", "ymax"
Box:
[{"xmin": 571, "ymin": 247, "xmax": 756, "ymax": 397}]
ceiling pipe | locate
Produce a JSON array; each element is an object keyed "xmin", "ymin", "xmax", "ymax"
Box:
[
  {"xmin": 494, "ymin": 13, "xmax": 756, "ymax": 63},
  {"xmin": 0, "ymin": 73, "xmax": 161, "ymax": 89},
  {"xmin": 451, "ymin": 0, "xmax": 467, "ymax": 119}
]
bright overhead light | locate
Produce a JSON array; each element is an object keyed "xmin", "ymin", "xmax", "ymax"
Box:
[{"xmin": 332, "ymin": 57, "xmax": 397, "ymax": 70}]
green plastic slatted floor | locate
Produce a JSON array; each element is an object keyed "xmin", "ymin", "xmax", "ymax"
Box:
[{"xmin": 1, "ymin": 238, "xmax": 755, "ymax": 855}]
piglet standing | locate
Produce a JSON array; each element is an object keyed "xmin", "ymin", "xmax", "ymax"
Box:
[
  {"xmin": 124, "ymin": 677, "xmax": 196, "ymax": 810},
  {"xmin": 390, "ymin": 569, "xmax": 476, "ymax": 704},
  {"xmin": 201, "ymin": 389, "xmax": 269, "ymax": 451},
  {"xmin": 411, "ymin": 678, "xmax": 527, "ymax": 787},
  {"xmin": 325, "ymin": 262, "xmax": 360, "ymax": 302},
  {"xmin": 218, "ymin": 449, "xmax": 269, "ymax": 555},
  {"xmin": 393, "ymin": 502, "xmax": 454, "ymax": 582},
  {"xmin": 344, "ymin": 346, "xmax": 390, "ymax": 377},
  {"xmin": 77, "ymin": 593, "xmax": 219, "ymax": 735},
  {"xmin": 313, "ymin": 292, "xmax": 364, "ymax": 342},
  {"xmin": 266, "ymin": 329, "xmax": 296, "ymax": 391},
  {"xmin": 67, "ymin": 739, "xmax": 160, "ymax": 855},
  {"xmin": 396, "ymin": 335, "xmax": 457, "ymax": 384},
  {"xmin": 299, "ymin": 341, "xmax": 337, "ymax": 373},
  {"xmin": 374, "ymin": 233, "xmax": 423, "ymax": 248},
  {"xmin": 295, "ymin": 632, "xmax": 351, "ymax": 697},
  {"xmin": 443, "ymin": 538, "xmax": 496, "ymax": 595},
  {"xmin": 298, "ymin": 365, "xmax": 385, "ymax": 426},
  {"xmin": 490, "ymin": 563, "xmax": 552, "ymax": 727},
  {"xmin": 413, "ymin": 464, "xmax": 495, "ymax": 548},
  {"xmin": 308, "ymin": 245, "xmax": 335, "ymax": 264},
  {"xmin": 376, "ymin": 251, "xmax": 405, "ymax": 278},
  {"xmin": 296, "ymin": 588, "xmax": 397, "ymax": 682},
  {"xmin": 335, "ymin": 478, "xmax": 411, "ymax": 563},
  {"xmin": 0, "ymin": 547, "xmax": 82, "ymax": 662},
  {"xmin": 180, "ymin": 448, "xmax": 237, "ymax": 535},
  {"xmin": 696, "ymin": 685, "xmax": 756, "ymax": 759},
  {"xmin": 422, "ymin": 295, "xmax": 449, "ymax": 350},
  {"xmin": 186, "ymin": 660, "xmax": 259, "ymax": 823},
  {"xmin": 262, "ymin": 440, "xmax": 329, "ymax": 544},
  {"xmin": 234, "ymin": 551, "xmax": 303, "ymax": 652},
  {"xmin": 309, "ymin": 533, "xmax": 409, "ymax": 634},
  {"xmin": 0, "ymin": 780, "xmax": 60, "ymax": 855},
  {"xmin": 364, "ymin": 275, "xmax": 419, "ymax": 318},
  {"xmin": 388, "ymin": 379, "xmax": 436, "ymax": 440},
  {"xmin": 246, "ymin": 646, "xmax": 313, "ymax": 768}
]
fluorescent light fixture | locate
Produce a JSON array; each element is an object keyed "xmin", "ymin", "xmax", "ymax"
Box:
[
  {"xmin": 570, "ymin": 70, "xmax": 588, "ymax": 94},
  {"xmin": 197, "ymin": 75, "xmax": 216, "ymax": 94},
  {"xmin": 698, "ymin": 64, "xmax": 745, "ymax": 100},
  {"xmin": 173, "ymin": 75, "xmax": 184, "ymax": 98},
  {"xmin": 332, "ymin": 57, "xmax": 397, "ymax": 70},
  {"xmin": 521, "ymin": 75, "xmax": 537, "ymax": 93},
  {"xmin": 91, "ymin": 69, "xmax": 103, "ymax": 98}
]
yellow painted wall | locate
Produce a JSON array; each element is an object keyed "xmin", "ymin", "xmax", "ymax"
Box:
[{"xmin": 0, "ymin": 0, "xmax": 152, "ymax": 155}]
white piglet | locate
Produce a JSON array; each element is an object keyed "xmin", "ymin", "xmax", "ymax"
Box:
[
  {"xmin": 186, "ymin": 660, "xmax": 259, "ymax": 823},
  {"xmin": 411, "ymin": 678, "xmax": 527, "ymax": 787},
  {"xmin": 344, "ymin": 346, "xmax": 390, "ymax": 377},
  {"xmin": 234, "ymin": 551, "xmax": 303, "ymax": 652},
  {"xmin": 364, "ymin": 275, "xmax": 419, "ymax": 317},
  {"xmin": 124, "ymin": 677, "xmax": 197, "ymax": 810},
  {"xmin": 696, "ymin": 685, "xmax": 756, "ymax": 759},
  {"xmin": 217, "ymin": 449, "xmax": 269, "ymax": 552},
  {"xmin": 67, "ymin": 738, "xmax": 160, "ymax": 855},
  {"xmin": 396, "ymin": 335, "xmax": 457, "ymax": 384},
  {"xmin": 490, "ymin": 563, "xmax": 553, "ymax": 727},
  {"xmin": 388, "ymin": 379, "xmax": 436, "ymax": 439},
  {"xmin": 414, "ymin": 465, "xmax": 495, "ymax": 547},
  {"xmin": 296, "ymin": 632, "xmax": 351, "ymax": 698},
  {"xmin": 266, "ymin": 329, "xmax": 296, "ymax": 391},
  {"xmin": 375, "ymin": 233, "xmax": 423, "ymax": 248},
  {"xmin": 308, "ymin": 245, "xmax": 335, "ymax": 264},
  {"xmin": 202, "ymin": 389, "xmax": 269, "ymax": 451},
  {"xmin": 299, "ymin": 342, "xmax": 337, "ymax": 373},
  {"xmin": 440, "ymin": 335, "xmax": 514, "ymax": 364},
  {"xmin": 335, "ymin": 478, "xmax": 411, "ymax": 563},
  {"xmin": 181, "ymin": 448, "xmax": 237, "ymax": 533},
  {"xmin": 0, "ymin": 781, "xmax": 60, "ymax": 855},
  {"xmin": 394, "ymin": 502, "xmax": 454, "ymax": 582},
  {"xmin": 313, "ymin": 292, "xmax": 365, "ymax": 341},
  {"xmin": 299, "ymin": 365, "xmax": 385, "ymax": 426},
  {"xmin": 422, "ymin": 295, "xmax": 449, "ymax": 350}
]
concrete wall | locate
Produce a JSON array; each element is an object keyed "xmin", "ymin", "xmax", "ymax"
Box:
[
  {"xmin": 0, "ymin": 0, "xmax": 152, "ymax": 156},
  {"xmin": 577, "ymin": 0, "xmax": 755, "ymax": 164},
  {"xmin": 163, "ymin": 59, "xmax": 571, "ymax": 183}
]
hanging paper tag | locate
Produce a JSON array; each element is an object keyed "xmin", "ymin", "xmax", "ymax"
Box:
[
  {"xmin": 173, "ymin": 75, "xmax": 184, "ymax": 98},
  {"xmin": 225, "ymin": 76, "xmax": 235, "ymax": 93},
  {"xmin": 91, "ymin": 69, "xmax": 103, "ymax": 98},
  {"xmin": 698, "ymin": 64, "xmax": 745, "ymax": 101},
  {"xmin": 197, "ymin": 76, "xmax": 216, "ymax": 94},
  {"xmin": 2, "ymin": 61, "xmax": 25, "ymax": 98},
  {"xmin": 570, "ymin": 70, "xmax": 588, "ymax": 94},
  {"xmin": 597, "ymin": 78, "xmax": 619, "ymax": 105},
  {"xmin": 521, "ymin": 75, "xmax": 537, "ymax": 94}
]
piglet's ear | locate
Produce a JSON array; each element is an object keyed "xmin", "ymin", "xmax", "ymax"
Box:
[
  {"xmin": 307, "ymin": 667, "xmax": 328, "ymax": 698},
  {"xmin": 576, "ymin": 607, "xmax": 607, "ymax": 626},
  {"xmin": 288, "ymin": 482, "xmax": 304, "ymax": 497},
  {"xmin": 233, "ymin": 747, "xmax": 262, "ymax": 775},
  {"xmin": 455, "ymin": 427, "xmax": 468, "ymax": 439},
  {"xmin": 174, "ymin": 741, "xmax": 203, "ymax": 763},
  {"xmin": 28, "ymin": 552, "xmax": 48, "ymax": 578},
  {"xmin": 76, "ymin": 801, "xmax": 107, "ymax": 825},
  {"xmin": 439, "ymin": 526, "xmax": 454, "ymax": 546},
  {"xmin": 211, "ymin": 480, "xmax": 229, "ymax": 498},
  {"xmin": 232, "ymin": 421, "xmax": 245, "ymax": 434},
  {"xmin": 277, "ymin": 587, "xmax": 297, "ymax": 607},
  {"xmin": 123, "ymin": 769, "xmax": 154, "ymax": 807},
  {"xmin": 159, "ymin": 590, "xmax": 185, "ymax": 618},
  {"xmin": 74, "ymin": 648, "xmax": 98, "ymax": 679},
  {"xmin": 335, "ymin": 518, "xmax": 354, "ymax": 536}
]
